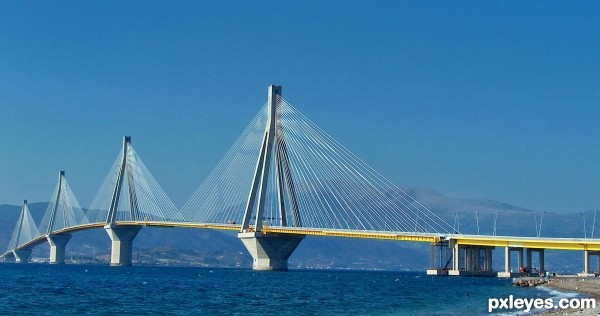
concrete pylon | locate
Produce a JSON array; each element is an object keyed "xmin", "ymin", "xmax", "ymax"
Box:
[
  {"xmin": 47, "ymin": 234, "xmax": 72, "ymax": 264},
  {"xmin": 239, "ymin": 232, "xmax": 303, "ymax": 271},
  {"xmin": 238, "ymin": 85, "xmax": 304, "ymax": 271},
  {"xmin": 104, "ymin": 136, "xmax": 142, "ymax": 266},
  {"xmin": 13, "ymin": 249, "xmax": 32, "ymax": 263},
  {"xmin": 104, "ymin": 225, "xmax": 142, "ymax": 266}
]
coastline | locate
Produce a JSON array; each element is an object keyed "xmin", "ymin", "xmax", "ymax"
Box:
[{"xmin": 537, "ymin": 277, "xmax": 600, "ymax": 315}]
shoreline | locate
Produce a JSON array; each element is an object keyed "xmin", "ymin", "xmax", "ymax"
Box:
[{"xmin": 536, "ymin": 277, "xmax": 600, "ymax": 315}]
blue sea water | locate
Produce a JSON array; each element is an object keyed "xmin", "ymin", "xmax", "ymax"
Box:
[{"xmin": 0, "ymin": 264, "xmax": 580, "ymax": 315}]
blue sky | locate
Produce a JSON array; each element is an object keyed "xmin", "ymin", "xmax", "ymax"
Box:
[{"xmin": 1, "ymin": 1, "xmax": 599, "ymax": 213}]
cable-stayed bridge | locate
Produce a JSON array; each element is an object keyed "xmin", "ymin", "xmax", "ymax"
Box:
[{"xmin": 3, "ymin": 85, "xmax": 600, "ymax": 276}]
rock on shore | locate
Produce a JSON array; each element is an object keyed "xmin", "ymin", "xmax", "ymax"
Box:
[{"xmin": 513, "ymin": 277, "xmax": 548, "ymax": 287}]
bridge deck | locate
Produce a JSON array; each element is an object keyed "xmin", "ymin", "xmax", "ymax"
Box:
[
  {"xmin": 449, "ymin": 234, "xmax": 600, "ymax": 251},
  {"xmin": 5, "ymin": 222, "xmax": 600, "ymax": 259}
]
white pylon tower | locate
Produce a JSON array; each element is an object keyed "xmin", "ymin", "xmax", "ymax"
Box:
[
  {"xmin": 45, "ymin": 171, "xmax": 65, "ymax": 235},
  {"xmin": 241, "ymin": 85, "xmax": 301, "ymax": 231},
  {"xmin": 104, "ymin": 136, "xmax": 142, "ymax": 266},
  {"xmin": 238, "ymin": 85, "xmax": 304, "ymax": 271},
  {"xmin": 45, "ymin": 171, "xmax": 72, "ymax": 264},
  {"xmin": 106, "ymin": 136, "xmax": 140, "ymax": 224},
  {"xmin": 8, "ymin": 200, "xmax": 38, "ymax": 263}
]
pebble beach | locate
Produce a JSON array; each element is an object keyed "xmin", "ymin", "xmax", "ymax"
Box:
[{"xmin": 538, "ymin": 277, "xmax": 600, "ymax": 315}]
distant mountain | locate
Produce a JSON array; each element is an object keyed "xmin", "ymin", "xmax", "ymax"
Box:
[
  {"xmin": 404, "ymin": 187, "xmax": 533, "ymax": 214},
  {"xmin": 0, "ymin": 189, "xmax": 593, "ymax": 272}
]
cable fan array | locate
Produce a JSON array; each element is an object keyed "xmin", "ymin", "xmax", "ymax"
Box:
[
  {"xmin": 7, "ymin": 92, "xmax": 455, "ymax": 252},
  {"xmin": 6, "ymin": 140, "xmax": 183, "ymax": 251},
  {"xmin": 277, "ymin": 99, "xmax": 453, "ymax": 233},
  {"xmin": 182, "ymin": 97, "xmax": 455, "ymax": 234},
  {"xmin": 8, "ymin": 203, "xmax": 40, "ymax": 251},
  {"xmin": 38, "ymin": 173, "xmax": 89, "ymax": 234},
  {"xmin": 87, "ymin": 140, "xmax": 184, "ymax": 223},
  {"xmin": 181, "ymin": 105, "xmax": 268, "ymax": 223}
]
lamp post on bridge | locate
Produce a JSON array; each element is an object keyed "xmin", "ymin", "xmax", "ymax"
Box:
[
  {"xmin": 582, "ymin": 213, "xmax": 588, "ymax": 238},
  {"xmin": 538, "ymin": 211, "xmax": 546, "ymax": 237},
  {"xmin": 453, "ymin": 212, "xmax": 460, "ymax": 234},
  {"xmin": 533, "ymin": 213, "xmax": 538, "ymax": 237},
  {"xmin": 592, "ymin": 209, "xmax": 598, "ymax": 239},
  {"xmin": 493, "ymin": 211, "xmax": 498, "ymax": 236},
  {"xmin": 475, "ymin": 211, "xmax": 480, "ymax": 235}
]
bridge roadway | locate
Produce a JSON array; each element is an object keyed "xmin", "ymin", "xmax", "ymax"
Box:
[
  {"xmin": 5, "ymin": 221, "xmax": 600, "ymax": 256},
  {"xmin": 7, "ymin": 221, "xmax": 600, "ymax": 277},
  {"xmin": 2, "ymin": 221, "xmax": 445, "ymax": 255}
]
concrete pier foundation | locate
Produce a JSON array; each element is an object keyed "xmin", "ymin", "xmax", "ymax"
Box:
[
  {"xmin": 238, "ymin": 232, "xmax": 304, "ymax": 271},
  {"xmin": 105, "ymin": 225, "xmax": 142, "ymax": 266},
  {"xmin": 47, "ymin": 234, "xmax": 72, "ymax": 264},
  {"xmin": 13, "ymin": 249, "xmax": 32, "ymax": 263}
]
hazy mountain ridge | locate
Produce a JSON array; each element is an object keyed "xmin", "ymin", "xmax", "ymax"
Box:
[
  {"xmin": 0, "ymin": 188, "xmax": 593, "ymax": 271},
  {"xmin": 404, "ymin": 187, "xmax": 533, "ymax": 214}
]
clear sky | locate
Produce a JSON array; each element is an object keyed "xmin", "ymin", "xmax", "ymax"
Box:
[{"xmin": 1, "ymin": 1, "xmax": 599, "ymax": 213}]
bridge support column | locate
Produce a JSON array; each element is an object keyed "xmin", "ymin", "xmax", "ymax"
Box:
[
  {"xmin": 238, "ymin": 232, "xmax": 303, "ymax": 271},
  {"xmin": 13, "ymin": 249, "xmax": 32, "ymax": 263},
  {"xmin": 502, "ymin": 246, "xmax": 511, "ymax": 276},
  {"xmin": 499, "ymin": 247, "xmax": 526, "ymax": 277},
  {"xmin": 516, "ymin": 248, "xmax": 524, "ymax": 269},
  {"xmin": 47, "ymin": 234, "xmax": 71, "ymax": 264},
  {"xmin": 526, "ymin": 248, "xmax": 533, "ymax": 272},
  {"xmin": 105, "ymin": 225, "xmax": 142, "ymax": 266},
  {"xmin": 426, "ymin": 241, "xmax": 451, "ymax": 275},
  {"xmin": 539, "ymin": 249, "xmax": 545, "ymax": 273},
  {"xmin": 451, "ymin": 239, "xmax": 459, "ymax": 271},
  {"xmin": 464, "ymin": 247, "xmax": 472, "ymax": 271},
  {"xmin": 483, "ymin": 247, "xmax": 493, "ymax": 271},
  {"xmin": 581, "ymin": 251, "xmax": 600, "ymax": 275},
  {"xmin": 448, "ymin": 243, "xmax": 495, "ymax": 277},
  {"xmin": 499, "ymin": 247, "xmax": 544, "ymax": 277}
]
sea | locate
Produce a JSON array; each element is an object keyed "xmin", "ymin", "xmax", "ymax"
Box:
[{"xmin": 0, "ymin": 264, "xmax": 583, "ymax": 315}]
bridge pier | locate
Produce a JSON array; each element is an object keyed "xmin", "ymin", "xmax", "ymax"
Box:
[
  {"xmin": 105, "ymin": 225, "xmax": 142, "ymax": 266},
  {"xmin": 238, "ymin": 232, "xmax": 304, "ymax": 271},
  {"xmin": 445, "ymin": 240, "xmax": 495, "ymax": 276},
  {"xmin": 498, "ymin": 247, "xmax": 545, "ymax": 277},
  {"xmin": 530, "ymin": 248, "xmax": 545, "ymax": 274},
  {"xmin": 12, "ymin": 249, "xmax": 32, "ymax": 263},
  {"xmin": 427, "ymin": 241, "xmax": 452, "ymax": 275},
  {"xmin": 582, "ymin": 250, "xmax": 600, "ymax": 275},
  {"xmin": 47, "ymin": 234, "xmax": 71, "ymax": 264}
]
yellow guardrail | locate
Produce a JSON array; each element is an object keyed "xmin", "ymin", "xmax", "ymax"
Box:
[
  {"xmin": 451, "ymin": 234, "xmax": 600, "ymax": 251},
  {"xmin": 9, "ymin": 220, "xmax": 600, "ymax": 255},
  {"xmin": 262, "ymin": 226, "xmax": 442, "ymax": 242}
]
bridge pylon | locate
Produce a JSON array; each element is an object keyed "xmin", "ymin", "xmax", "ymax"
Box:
[
  {"xmin": 238, "ymin": 85, "xmax": 304, "ymax": 271},
  {"xmin": 8, "ymin": 200, "xmax": 39, "ymax": 263},
  {"xmin": 42, "ymin": 171, "xmax": 74, "ymax": 264},
  {"xmin": 104, "ymin": 136, "xmax": 142, "ymax": 266}
]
